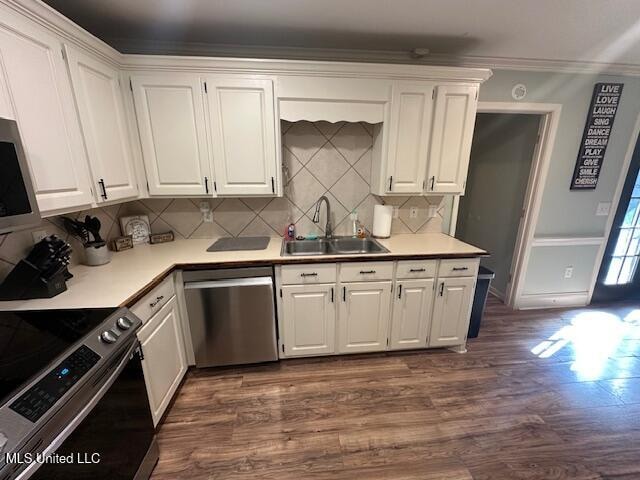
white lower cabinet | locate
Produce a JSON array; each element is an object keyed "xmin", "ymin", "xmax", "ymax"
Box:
[
  {"xmin": 281, "ymin": 284, "xmax": 336, "ymax": 356},
  {"xmin": 338, "ymin": 281, "xmax": 391, "ymax": 354},
  {"xmin": 390, "ymin": 279, "xmax": 434, "ymax": 350},
  {"xmin": 429, "ymin": 276, "xmax": 475, "ymax": 348},
  {"xmin": 136, "ymin": 295, "xmax": 187, "ymax": 426}
]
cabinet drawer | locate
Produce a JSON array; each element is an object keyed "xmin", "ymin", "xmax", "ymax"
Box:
[
  {"xmin": 396, "ymin": 260, "xmax": 437, "ymax": 279},
  {"xmin": 281, "ymin": 263, "xmax": 337, "ymax": 284},
  {"xmin": 340, "ymin": 262, "xmax": 393, "ymax": 282},
  {"xmin": 438, "ymin": 259, "xmax": 479, "ymax": 278},
  {"xmin": 131, "ymin": 275, "xmax": 176, "ymax": 322}
]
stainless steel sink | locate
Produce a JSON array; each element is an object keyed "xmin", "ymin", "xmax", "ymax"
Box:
[
  {"xmin": 330, "ymin": 237, "xmax": 388, "ymax": 254},
  {"xmin": 282, "ymin": 239, "xmax": 332, "ymax": 256},
  {"xmin": 281, "ymin": 237, "xmax": 389, "ymax": 256}
]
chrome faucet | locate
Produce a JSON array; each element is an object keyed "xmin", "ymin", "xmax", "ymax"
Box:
[{"xmin": 312, "ymin": 195, "xmax": 332, "ymax": 239}]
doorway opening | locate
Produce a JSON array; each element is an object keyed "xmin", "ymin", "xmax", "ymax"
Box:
[{"xmin": 454, "ymin": 112, "xmax": 543, "ymax": 302}]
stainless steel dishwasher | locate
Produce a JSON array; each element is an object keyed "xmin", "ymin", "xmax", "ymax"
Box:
[{"xmin": 183, "ymin": 267, "xmax": 278, "ymax": 368}]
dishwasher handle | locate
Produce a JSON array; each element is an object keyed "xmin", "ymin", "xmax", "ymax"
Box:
[{"xmin": 184, "ymin": 276, "xmax": 273, "ymax": 290}]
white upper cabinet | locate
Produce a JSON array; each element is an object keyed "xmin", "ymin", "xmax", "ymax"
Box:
[
  {"xmin": 384, "ymin": 82, "xmax": 433, "ymax": 194},
  {"xmin": 205, "ymin": 77, "xmax": 278, "ymax": 196},
  {"xmin": 65, "ymin": 46, "xmax": 138, "ymax": 203},
  {"xmin": 426, "ymin": 84, "xmax": 478, "ymax": 194},
  {"xmin": 131, "ymin": 73, "xmax": 212, "ymax": 196},
  {"xmin": 429, "ymin": 276, "xmax": 475, "ymax": 348},
  {"xmin": 338, "ymin": 281, "xmax": 391, "ymax": 354},
  {"xmin": 390, "ymin": 278, "xmax": 434, "ymax": 350},
  {"xmin": 0, "ymin": 22, "xmax": 93, "ymax": 213}
]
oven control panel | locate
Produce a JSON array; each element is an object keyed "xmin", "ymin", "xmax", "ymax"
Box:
[{"xmin": 9, "ymin": 345, "xmax": 100, "ymax": 422}]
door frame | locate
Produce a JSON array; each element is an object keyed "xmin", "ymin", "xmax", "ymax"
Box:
[{"xmin": 448, "ymin": 102, "xmax": 562, "ymax": 308}]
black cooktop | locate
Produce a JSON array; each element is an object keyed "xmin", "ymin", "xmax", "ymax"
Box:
[{"xmin": 0, "ymin": 308, "xmax": 117, "ymax": 406}]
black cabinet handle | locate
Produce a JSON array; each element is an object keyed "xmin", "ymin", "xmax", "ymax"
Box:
[
  {"xmin": 452, "ymin": 267, "xmax": 469, "ymax": 271},
  {"xmin": 342, "ymin": 286, "xmax": 346, "ymax": 302},
  {"xmin": 271, "ymin": 177, "xmax": 275, "ymax": 193},
  {"xmin": 398, "ymin": 284, "xmax": 402, "ymax": 299},
  {"xmin": 98, "ymin": 179, "xmax": 107, "ymax": 200},
  {"xmin": 409, "ymin": 268, "xmax": 426, "ymax": 273},
  {"xmin": 331, "ymin": 287, "xmax": 334, "ymax": 303},
  {"xmin": 300, "ymin": 272, "xmax": 318, "ymax": 277},
  {"xmin": 439, "ymin": 282, "xmax": 444, "ymax": 296},
  {"xmin": 388, "ymin": 176, "xmax": 393, "ymax": 191},
  {"xmin": 430, "ymin": 176, "xmax": 435, "ymax": 190},
  {"xmin": 150, "ymin": 295, "xmax": 164, "ymax": 308},
  {"xmin": 359, "ymin": 270, "xmax": 376, "ymax": 274},
  {"xmin": 204, "ymin": 176, "xmax": 209, "ymax": 194}
]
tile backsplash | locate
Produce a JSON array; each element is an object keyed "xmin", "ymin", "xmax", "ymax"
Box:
[{"xmin": 0, "ymin": 120, "xmax": 446, "ymax": 281}]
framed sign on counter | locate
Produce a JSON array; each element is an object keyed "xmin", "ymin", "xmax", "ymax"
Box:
[{"xmin": 570, "ymin": 82, "xmax": 623, "ymax": 190}]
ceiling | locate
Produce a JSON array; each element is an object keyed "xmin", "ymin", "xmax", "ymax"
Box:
[{"xmin": 43, "ymin": 0, "xmax": 640, "ymax": 70}]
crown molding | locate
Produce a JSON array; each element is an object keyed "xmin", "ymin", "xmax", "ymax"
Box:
[{"xmin": 114, "ymin": 39, "xmax": 640, "ymax": 77}]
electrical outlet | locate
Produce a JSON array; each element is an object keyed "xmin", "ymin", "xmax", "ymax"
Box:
[
  {"xmin": 564, "ymin": 266, "xmax": 573, "ymax": 279},
  {"xmin": 409, "ymin": 207, "xmax": 419, "ymax": 219},
  {"xmin": 596, "ymin": 202, "xmax": 611, "ymax": 216},
  {"xmin": 392, "ymin": 206, "xmax": 399, "ymax": 219},
  {"xmin": 427, "ymin": 205, "xmax": 438, "ymax": 218},
  {"xmin": 199, "ymin": 201, "xmax": 213, "ymax": 223},
  {"xmin": 32, "ymin": 230, "xmax": 47, "ymax": 244}
]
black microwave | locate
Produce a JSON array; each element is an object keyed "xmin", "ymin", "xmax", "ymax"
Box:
[{"xmin": 0, "ymin": 118, "xmax": 40, "ymax": 234}]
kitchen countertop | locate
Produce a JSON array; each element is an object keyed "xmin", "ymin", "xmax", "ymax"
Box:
[{"xmin": 0, "ymin": 233, "xmax": 486, "ymax": 311}]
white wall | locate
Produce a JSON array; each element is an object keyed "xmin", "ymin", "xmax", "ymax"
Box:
[{"xmin": 479, "ymin": 70, "xmax": 640, "ymax": 304}]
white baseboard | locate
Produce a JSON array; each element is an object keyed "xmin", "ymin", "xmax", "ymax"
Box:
[
  {"xmin": 516, "ymin": 291, "xmax": 590, "ymax": 310},
  {"xmin": 489, "ymin": 285, "xmax": 505, "ymax": 300}
]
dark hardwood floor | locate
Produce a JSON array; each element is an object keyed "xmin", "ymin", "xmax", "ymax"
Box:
[{"xmin": 150, "ymin": 297, "xmax": 640, "ymax": 479}]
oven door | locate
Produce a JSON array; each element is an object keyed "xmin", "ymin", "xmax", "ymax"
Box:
[{"xmin": 21, "ymin": 341, "xmax": 157, "ymax": 480}]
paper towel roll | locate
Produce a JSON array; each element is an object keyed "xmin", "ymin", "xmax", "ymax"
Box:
[{"xmin": 372, "ymin": 205, "xmax": 393, "ymax": 238}]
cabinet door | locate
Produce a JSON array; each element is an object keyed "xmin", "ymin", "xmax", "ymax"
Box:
[
  {"xmin": 429, "ymin": 276, "xmax": 475, "ymax": 347},
  {"xmin": 385, "ymin": 82, "xmax": 433, "ymax": 194},
  {"xmin": 65, "ymin": 46, "xmax": 138, "ymax": 202},
  {"xmin": 137, "ymin": 295, "xmax": 187, "ymax": 426},
  {"xmin": 0, "ymin": 24, "xmax": 93, "ymax": 213},
  {"xmin": 390, "ymin": 279, "xmax": 434, "ymax": 350},
  {"xmin": 338, "ymin": 281, "xmax": 391, "ymax": 353},
  {"xmin": 426, "ymin": 85, "xmax": 478, "ymax": 194},
  {"xmin": 205, "ymin": 77, "xmax": 277, "ymax": 195},
  {"xmin": 282, "ymin": 284, "xmax": 335, "ymax": 356},
  {"xmin": 131, "ymin": 73, "xmax": 211, "ymax": 196}
]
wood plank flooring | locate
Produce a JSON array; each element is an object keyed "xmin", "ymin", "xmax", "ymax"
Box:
[{"xmin": 150, "ymin": 297, "xmax": 640, "ymax": 479}]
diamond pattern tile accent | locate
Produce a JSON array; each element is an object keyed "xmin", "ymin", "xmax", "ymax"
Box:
[
  {"xmin": 213, "ymin": 199, "xmax": 256, "ymax": 236},
  {"xmin": 331, "ymin": 168, "xmax": 370, "ymax": 213},
  {"xmin": 285, "ymin": 167, "xmax": 326, "ymax": 213},
  {"xmin": 159, "ymin": 199, "xmax": 203, "ymax": 238},
  {"xmin": 330, "ymin": 122, "xmax": 373, "ymax": 165},
  {"xmin": 306, "ymin": 144, "xmax": 350, "ymax": 190},
  {"xmin": 282, "ymin": 146, "xmax": 303, "ymax": 185},
  {"xmin": 398, "ymin": 196, "xmax": 430, "ymax": 232},
  {"xmin": 283, "ymin": 121, "xmax": 327, "ymax": 165},
  {"xmin": 315, "ymin": 121, "xmax": 345, "ymax": 140},
  {"xmin": 240, "ymin": 216, "xmax": 280, "ymax": 237},
  {"xmin": 353, "ymin": 148, "xmax": 373, "ymax": 184},
  {"xmin": 259, "ymin": 197, "xmax": 303, "ymax": 235}
]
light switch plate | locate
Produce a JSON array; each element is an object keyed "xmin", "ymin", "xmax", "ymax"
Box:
[
  {"xmin": 427, "ymin": 205, "xmax": 438, "ymax": 218},
  {"xmin": 596, "ymin": 202, "xmax": 611, "ymax": 216},
  {"xmin": 564, "ymin": 266, "xmax": 573, "ymax": 279},
  {"xmin": 409, "ymin": 207, "xmax": 419, "ymax": 219},
  {"xmin": 392, "ymin": 206, "xmax": 399, "ymax": 219}
]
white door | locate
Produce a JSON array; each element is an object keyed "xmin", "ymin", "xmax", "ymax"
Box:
[
  {"xmin": 385, "ymin": 82, "xmax": 433, "ymax": 194},
  {"xmin": 426, "ymin": 84, "xmax": 478, "ymax": 194},
  {"xmin": 281, "ymin": 284, "xmax": 335, "ymax": 356},
  {"xmin": 429, "ymin": 276, "xmax": 475, "ymax": 347},
  {"xmin": 65, "ymin": 46, "xmax": 138, "ymax": 202},
  {"xmin": 205, "ymin": 77, "xmax": 277, "ymax": 195},
  {"xmin": 338, "ymin": 281, "xmax": 391, "ymax": 353},
  {"xmin": 390, "ymin": 278, "xmax": 435, "ymax": 350},
  {"xmin": 0, "ymin": 23, "xmax": 93, "ymax": 213},
  {"xmin": 137, "ymin": 296, "xmax": 187, "ymax": 426},
  {"xmin": 131, "ymin": 73, "xmax": 212, "ymax": 196}
]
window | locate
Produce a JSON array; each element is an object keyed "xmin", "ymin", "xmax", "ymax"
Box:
[{"xmin": 605, "ymin": 170, "xmax": 640, "ymax": 285}]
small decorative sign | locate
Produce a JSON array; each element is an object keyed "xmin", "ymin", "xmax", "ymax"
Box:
[
  {"xmin": 112, "ymin": 235, "xmax": 134, "ymax": 252},
  {"xmin": 570, "ymin": 82, "xmax": 623, "ymax": 190},
  {"xmin": 119, "ymin": 215, "xmax": 151, "ymax": 244},
  {"xmin": 149, "ymin": 231, "xmax": 175, "ymax": 244}
]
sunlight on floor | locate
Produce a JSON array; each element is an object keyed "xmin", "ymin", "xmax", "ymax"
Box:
[{"xmin": 530, "ymin": 309, "xmax": 640, "ymax": 380}]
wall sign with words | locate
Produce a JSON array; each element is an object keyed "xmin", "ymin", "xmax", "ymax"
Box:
[{"xmin": 570, "ymin": 82, "xmax": 623, "ymax": 190}]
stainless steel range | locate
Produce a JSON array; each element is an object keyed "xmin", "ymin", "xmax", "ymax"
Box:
[{"xmin": 0, "ymin": 307, "xmax": 157, "ymax": 480}]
